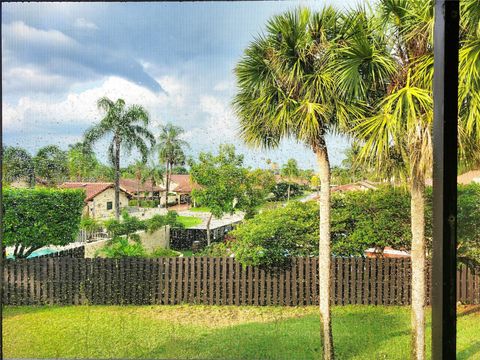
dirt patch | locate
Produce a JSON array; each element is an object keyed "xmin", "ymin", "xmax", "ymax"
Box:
[
  {"xmin": 136, "ymin": 305, "xmax": 318, "ymax": 328},
  {"xmin": 458, "ymin": 305, "xmax": 480, "ymax": 317}
]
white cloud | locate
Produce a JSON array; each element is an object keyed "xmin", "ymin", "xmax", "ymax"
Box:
[
  {"xmin": 2, "ymin": 66, "xmax": 71, "ymax": 93},
  {"xmin": 213, "ymin": 80, "xmax": 234, "ymax": 92},
  {"xmin": 2, "ymin": 75, "xmax": 189, "ymax": 134},
  {"xmin": 3, "ymin": 21, "xmax": 76, "ymax": 48},
  {"xmin": 74, "ymin": 18, "xmax": 98, "ymax": 30}
]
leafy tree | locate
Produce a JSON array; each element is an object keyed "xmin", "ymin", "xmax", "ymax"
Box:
[
  {"xmin": 67, "ymin": 142, "xmax": 99, "ymax": 181},
  {"xmin": 311, "ymin": 175, "xmax": 320, "ymax": 197},
  {"xmin": 170, "ymin": 165, "xmax": 189, "ymax": 175},
  {"xmin": 2, "ymin": 146, "xmax": 35, "ymax": 186},
  {"xmin": 281, "ymin": 159, "xmax": 300, "ymax": 201},
  {"xmin": 271, "ymin": 182, "xmax": 303, "ymax": 201},
  {"xmin": 189, "ymin": 144, "xmax": 250, "ymax": 245},
  {"xmin": 33, "ymin": 145, "xmax": 69, "ymax": 185},
  {"xmin": 3, "ymin": 188, "xmax": 85, "ymax": 258},
  {"xmin": 156, "ymin": 123, "xmax": 189, "ymax": 208},
  {"xmin": 243, "ymin": 168, "xmax": 276, "ymax": 219},
  {"xmin": 233, "ymin": 8, "xmax": 363, "ymax": 356},
  {"xmin": 84, "ymin": 97, "xmax": 155, "ymax": 219},
  {"xmin": 339, "ymin": 2, "xmax": 480, "ymax": 356}
]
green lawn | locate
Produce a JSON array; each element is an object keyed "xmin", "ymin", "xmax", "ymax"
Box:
[
  {"xmin": 189, "ymin": 206, "xmax": 211, "ymax": 213},
  {"xmin": 4, "ymin": 305, "xmax": 479, "ymax": 359},
  {"xmin": 177, "ymin": 215, "xmax": 202, "ymax": 228}
]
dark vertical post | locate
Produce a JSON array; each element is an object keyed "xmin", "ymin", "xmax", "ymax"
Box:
[{"xmin": 432, "ymin": 1, "xmax": 460, "ymax": 359}]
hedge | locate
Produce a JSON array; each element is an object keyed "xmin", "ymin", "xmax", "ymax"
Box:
[{"xmin": 3, "ymin": 187, "xmax": 85, "ymax": 258}]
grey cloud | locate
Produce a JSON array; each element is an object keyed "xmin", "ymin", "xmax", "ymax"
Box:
[{"xmin": 2, "ymin": 21, "xmax": 164, "ymax": 93}]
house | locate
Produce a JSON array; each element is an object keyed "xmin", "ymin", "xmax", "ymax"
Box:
[
  {"xmin": 60, "ymin": 182, "xmax": 131, "ymax": 219},
  {"xmin": 119, "ymin": 178, "xmax": 165, "ymax": 202},
  {"xmin": 331, "ymin": 180, "xmax": 378, "ymax": 193},
  {"xmin": 164, "ymin": 174, "xmax": 200, "ymax": 204},
  {"xmin": 364, "ymin": 246, "xmax": 410, "ymax": 259}
]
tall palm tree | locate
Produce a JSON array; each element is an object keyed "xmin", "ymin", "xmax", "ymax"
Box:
[
  {"xmin": 280, "ymin": 158, "xmax": 300, "ymax": 201},
  {"xmin": 156, "ymin": 123, "xmax": 189, "ymax": 209},
  {"xmin": 338, "ymin": 1, "xmax": 480, "ymax": 358},
  {"xmin": 84, "ymin": 97, "xmax": 155, "ymax": 219},
  {"xmin": 233, "ymin": 8, "xmax": 362, "ymax": 359}
]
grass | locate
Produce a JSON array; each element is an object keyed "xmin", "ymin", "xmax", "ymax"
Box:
[
  {"xmin": 177, "ymin": 215, "xmax": 202, "ymax": 228},
  {"xmin": 189, "ymin": 206, "xmax": 211, "ymax": 213},
  {"xmin": 3, "ymin": 305, "xmax": 479, "ymax": 359}
]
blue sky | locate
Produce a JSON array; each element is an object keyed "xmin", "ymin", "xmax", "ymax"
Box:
[{"xmin": 2, "ymin": 1, "xmax": 357, "ymax": 169}]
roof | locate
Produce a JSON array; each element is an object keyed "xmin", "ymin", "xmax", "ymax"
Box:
[
  {"xmin": 458, "ymin": 170, "xmax": 480, "ymax": 185},
  {"xmin": 364, "ymin": 246, "xmax": 410, "ymax": 258},
  {"xmin": 60, "ymin": 182, "xmax": 130, "ymax": 202},
  {"xmin": 331, "ymin": 181, "xmax": 377, "ymax": 193},
  {"xmin": 119, "ymin": 178, "xmax": 164, "ymax": 193},
  {"xmin": 425, "ymin": 170, "xmax": 480, "ymax": 186},
  {"xmin": 169, "ymin": 174, "xmax": 199, "ymax": 193}
]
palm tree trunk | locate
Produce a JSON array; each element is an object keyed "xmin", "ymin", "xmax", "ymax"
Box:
[
  {"xmin": 287, "ymin": 183, "xmax": 291, "ymax": 202},
  {"xmin": 410, "ymin": 174, "xmax": 426, "ymax": 360},
  {"xmin": 164, "ymin": 161, "xmax": 169, "ymax": 209},
  {"xmin": 314, "ymin": 143, "xmax": 334, "ymax": 360},
  {"xmin": 114, "ymin": 137, "xmax": 121, "ymax": 220},
  {"xmin": 206, "ymin": 213, "xmax": 213, "ymax": 246}
]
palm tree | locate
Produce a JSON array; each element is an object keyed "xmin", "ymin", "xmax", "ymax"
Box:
[
  {"xmin": 133, "ymin": 160, "xmax": 148, "ymax": 207},
  {"xmin": 156, "ymin": 123, "xmax": 189, "ymax": 209},
  {"xmin": 233, "ymin": 8, "xmax": 362, "ymax": 359},
  {"xmin": 144, "ymin": 161, "xmax": 165, "ymax": 205},
  {"xmin": 84, "ymin": 97, "xmax": 155, "ymax": 219},
  {"xmin": 281, "ymin": 159, "xmax": 300, "ymax": 201},
  {"xmin": 338, "ymin": 1, "xmax": 480, "ymax": 358}
]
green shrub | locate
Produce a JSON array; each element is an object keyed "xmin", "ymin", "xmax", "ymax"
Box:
[
  {"xmin": 3, "ymin": 187, "xmax": 85, "ymax": 258},
  {"xmin": 128, "ymin": 199, "xmax": 138, "ymax": 207},
  {"xmin": 104, "ymin": 212, "xmax": 146, "ymax": 238},
  {"xmin": 97, "ymin": 236, "xmax": 146, "ymax": 258},
  {"xmin": 80, "ymin": 217, "xmax": 103, "ymax": 233},
  {"xmin": 149, "ymin": 248, "xmax": 181, "ymax": 257},
  {"xmin": 231, "ymin": 184, "xmax": 480, "ymax": 268},
  {"xmin": 231, "ymin": 201, "xmax": 318, "ymax": 268},
  {"xmin": 197, "ymin": 241, "xmax": 234, "ymax": 257}
]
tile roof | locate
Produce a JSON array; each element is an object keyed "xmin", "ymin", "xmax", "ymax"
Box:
[
  {"xmin": 60, "ymin": 182, "xmax": 131, "ymax": 202},
  {"xmin": 169, "ymin": 174, "xmax": 199, "ymax": 193},
  {"xmin": 119, "ymin": 178, "xmax": 164, "ymax": 193}
]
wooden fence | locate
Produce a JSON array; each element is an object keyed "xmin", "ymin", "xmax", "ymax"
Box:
[{"xmin": 3, "ymin": 257, "xmax": 479, "ymax": 306}]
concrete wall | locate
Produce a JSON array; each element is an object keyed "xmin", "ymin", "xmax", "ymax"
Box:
[
  {"xmin": 87, "ymin": 188, "xmax": 129, "ymax": 219},
  {"xmin": 84, "ymin": 225, "xmax": 170, "ymax": 258}
]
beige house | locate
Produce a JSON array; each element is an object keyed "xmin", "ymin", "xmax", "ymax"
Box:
[{"xmin": 60, "ymin": 182, "xmax": 131, "ymax": 219}]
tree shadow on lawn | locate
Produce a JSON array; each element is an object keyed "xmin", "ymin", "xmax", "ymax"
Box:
[
  {"xmin": 458, "ymin": 341, "xmax": 480, "ymax": 360},
  {"xmin": 148, "ymin": 306, "xmax": 411, "ymax": 360}
]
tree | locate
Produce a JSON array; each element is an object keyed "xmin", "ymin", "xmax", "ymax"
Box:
[
  {"xmin": 67, "ymin": 142, "xmax": 99, "ymax": 181},
  {"xmin": 156, "ymin": 123, "xmax": 189, "ymax": 209},
  {"xmin": 33, "ymin": 145, "xmax": 69, "ymax": 185},
  {"xmin": 2, "ymin": 146, "xmax": 35, "ymax": 186},
  {"xmin": 280, "ymin": 159, "xmax": 300, "ymax": 201},
  {"xmin": 311, "ymin": 175, "xmax": 320, "ymax": 197},
  {"xmin": 3, "ymin": 188, "xmax": 85, "ymax": 258},
  {"xmin": 338, "ymin": 1, "xmax": 480, "ymax": 357},
  {"xmin": 189, "ymin": 144, "xmax": 249, "ymax": 245},
  {"xmin": 144, "ymin": 161, "xmax": 165, "ymax": 205},
  {"xmin": 233, "ymin": 8, "xmax": 360, "ymax": 358},
  {"xmin": 84, "ymin": 97, "xmax": 155, "ymax": 219},
  {"xmin": 243, "ymin": 168, "xmax": 276, "ymax": 218}
]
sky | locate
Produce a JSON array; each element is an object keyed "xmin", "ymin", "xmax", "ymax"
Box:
[{"xmin": 2, "ymin": 1, "xmax": 358, "ymax": 169}]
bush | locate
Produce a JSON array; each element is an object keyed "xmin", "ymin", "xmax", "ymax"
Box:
[
  {"xmin": 145, "ymin": 211, "xmax": 185, "ymax": 234},
  {"xmin": 104, "ymin": 212, "xmax": 147, "ymax": 238},
  {"xmin": 3, "ymin": 187, "xmax": 85, "ymax": 258},
  {"xmin": 97, "ymin": 236, "xmax": 146, "ymax": 258},
  {"xmin": 197, "ymin": 241, "xmax": 234, "ymax": 257},
  {"xmin": 149, "ymin": 248, "xmax": 181, "ymax": 257},
  {"xmin": 128, "ymin": 199, "xmax": 138, "ymax": 207},
  {"xmin": 80, "ymin": 217, "xmax": 103, "ymax": 233},
  {"xmin": 231, "ymin": 201, "xmax": 319, "ymax": 268}
]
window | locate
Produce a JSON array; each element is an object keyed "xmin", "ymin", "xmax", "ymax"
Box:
[{"xmin": 106, "ymin": 201, "xmax": 113, "ymax": 210}]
